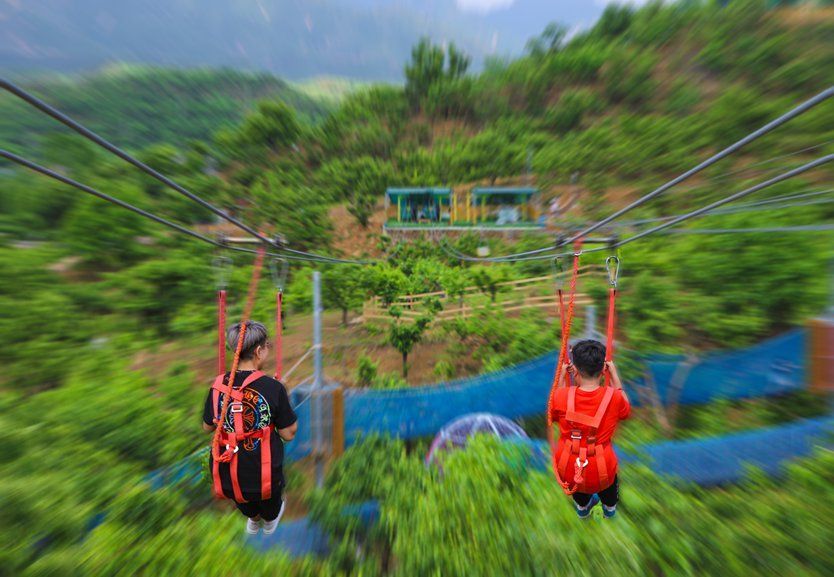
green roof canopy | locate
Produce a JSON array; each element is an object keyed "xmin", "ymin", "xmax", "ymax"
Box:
[{"xmin": 386, "ymin": 187, "xmax": 452, "ymax": 199}]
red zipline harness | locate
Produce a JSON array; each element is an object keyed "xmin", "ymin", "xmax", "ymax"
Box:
[
  {"xmin": 546, "ymin": 246, "xmax": 621, "ymax": 495},
  {"xmin": 210, "ymin": 245, "xmax": 273, "ymax": 503}
]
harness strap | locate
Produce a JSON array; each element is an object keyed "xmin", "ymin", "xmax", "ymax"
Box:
[
  {"xmin": 565, "ymin": 386, "xmax": 615, "ymax": 429},
  {"xmin": 261, "ymin": 425, "xmax": 273, "ymax": 500},
  {"xmin": 210, "ymin": 370, "xmax": 266, "ymax": 502},
  {"xmin": 554, "ymin": 386, "xmax": 616, "ymax": 494}
]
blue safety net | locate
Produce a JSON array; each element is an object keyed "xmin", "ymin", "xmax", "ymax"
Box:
[
  {"xmin": 522, "ymin": 415, "xmax": 833, "ymax": 486},
  {"xmin": 342, "ymin": 330, "xmax": 807, "ymax": 444}
]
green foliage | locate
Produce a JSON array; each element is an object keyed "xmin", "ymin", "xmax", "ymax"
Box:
[
  {"xmin": 703, "ymin": 86, "xmax": 779, "ymax": 148},
  {"xmin": 363, "ymin": 264, "xmax": 408, "ymax": 307},
  {"xmin": 469, "ymin": 264, "xmax": 515, "ymax": 303},
  {"xmin": 404, "ymin": 38, "xmax": 471, "ymax": 111},
  {"xmin": 356, "ymin": 354, "xmax": 378, "ymax": 387},
  {"xmin": 545, "ymin": 88, "xmax": 604, "ymax": 133},
  {"xmin": 4, "ymin": 6, "xmax": 834, "ymax": 573},
  {"xmin": 592, "ymin": 3, "xmax": 635, "ymax": 39},
  {"xmin": 317, "ymin": 156, "xmax": 394, "ymax": 227},
  {"xmin": 602, "ymin": 46, "xmax": 658, "ymax": 108},
  {"xmin": 388, "ymin": 316, "xmax": 431, "ymax": 378},
  {"xmin": 525, "ymin": 23, "xmax": 569, "ymax": 57},
  {"xmin": 312, "ymin": 435, "xmax": 834, "ymax": 577},
  {"xmin": 249, "ymin": 176, "xmax": 333, "ymax": 250},
  {"xmin": 105, "ymin": 248, "xmax": 212, "ymax": 336},
  {"xmin": 61, "ymin": 180, "xmax": 152, "ymax": 268},
  {"xmin": 322, "ymin": 265, "xmax": 365, "ymax": 325},
  {"xmin": 0, "ymin": 67, "xmax": 326, "ymax": 152}
]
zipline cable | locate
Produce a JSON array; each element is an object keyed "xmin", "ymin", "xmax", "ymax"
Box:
[
  {"xmin": 559, "ymin": 87, "xmax": 834, "ymax": 247},
  {"xmin": 617, "ymin": 154, "xmax": 834, "ymax": 247},
  {"xmin": 662, "ymin": 224, "xmax": 834, "ymax": 235},
  {"xmin": 444, "ymin": 154, "xmax": 833, "ymax": 263},
  {"xmin": 0, "ymin": 150, "xmax": 360, "ymax": 266},
  {"xmin": 443, "ymin": 88, "xmax": 834, "ymax": 263},
  {"xmin": 0, "ymin": 79, "xmax": 366, "ymax": 266},
  {"xmin": 615, "ymin": 188, "xmax": 834, "ymax": 227}
]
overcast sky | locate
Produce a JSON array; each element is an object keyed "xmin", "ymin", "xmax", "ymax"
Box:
[{"xmin": 455, "ymin": 0, "xmax": 649, "ymax": 13}]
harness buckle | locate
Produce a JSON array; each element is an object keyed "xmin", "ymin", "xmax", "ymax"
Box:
[
  {"xmin": 224, "ymin": 444, "xmax": 240, "ymax": 454},
  {"xmin": 576, "ymin": 457, "xmax": 589, "ymax": 469},
  {"xmin": 230, "ymin": 402, "xmax": 244, "ymax": 413},
  {"xmin": 570, "ymin": 430, "xmax": 582, "ymax": 440}
]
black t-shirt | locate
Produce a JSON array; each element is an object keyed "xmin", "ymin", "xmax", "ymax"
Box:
[{"xmin": 203, "ymin": 370, "xmax": 297, "ymax": 500}]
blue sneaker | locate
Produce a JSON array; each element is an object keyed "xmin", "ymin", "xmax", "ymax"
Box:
[
  {"xmin": 602, "ymin": 504, "xmax": 617, "ymax": 519},
  {"xmin": 575, "ymin": 494, "xmax": 599, "ymax": 519}
]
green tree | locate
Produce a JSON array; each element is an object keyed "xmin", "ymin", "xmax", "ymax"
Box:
[
  {"xmin": 355, "ymin": 354, "xmax": 378, "ymax": 387},
  {"xmin": 405, "ymin": 38, "xmax": 471, "ymax": 110},
  {"xmin": 316, "ymin": 156, "xmax": 394, "ymax": 227},
  {"xmin": 525, "ymin": 22, "xmax": 569, "ymax": 57},
  {"xmin": 388, "ymin": 316, "xmax": 430, "ymax": 378},
  {"xmin": 441, "ymin": 266, "xmax": 471, "ymax": 313},
  {"xmin": 61, "ymin": 181, "xmax": 151, "ymax": 269},
  {"xmin": 322, "ymin": 266, "xmax": 364, "ymax": 325},
  {"xmin": 363, "ymin": 264, "xmax": 408, "ymax": 307},
  {"xmin": 469, "ymin": 264, "xmax": 514, "ymax": 303},
  {"xmin": 250, "ymin": 174, "xmax": 333, "ymax": 250},
  {"xmin": 240, "ymin": 100, "xmax": 301, "ymax": 151}
]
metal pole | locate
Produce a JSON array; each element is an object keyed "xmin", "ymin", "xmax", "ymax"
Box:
[
  {"xmin": 585, "ymin": 304, "xmax": 597, "ymax": 340},
  {"xmin": 312, "ymin": 271, "xmax": 324, "ymax": 487}
]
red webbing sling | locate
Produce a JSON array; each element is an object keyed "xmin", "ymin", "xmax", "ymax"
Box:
[
  {"xmin": 210, "ymin": 245, "xmax": 267, "ymax": 502},
  {"xmin": 211, "ymin": 370, "xmax": 275, "ymax": 501},
  {"xmin": 217, "ymin": 289, "xmax": 226, "ymax": 375},
  {"xmin": 546, "ymin": 242, "xmax": 582, "ymax": 491}
]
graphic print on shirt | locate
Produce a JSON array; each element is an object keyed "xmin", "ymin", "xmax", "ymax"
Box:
[{"xmin": 215, "ymin": 388, "xmax": 271, "ymax": 451}]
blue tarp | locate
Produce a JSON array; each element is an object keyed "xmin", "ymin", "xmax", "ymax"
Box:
[
  {"xmin": 523, "ymin": 416, "xmax": 834, "ymax": 486},
  {"xmin": 341, "ymin": 330, "xmax": 806, "ymax": 445}
]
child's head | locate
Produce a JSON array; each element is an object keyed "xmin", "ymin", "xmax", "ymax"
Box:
[
  {"xmin": 571, "ymin": 339, "xmax": 606, "ymax": 379},
  {"xmin": 226, "ymin": 321, "xmax": 270, "ymax": 368}
]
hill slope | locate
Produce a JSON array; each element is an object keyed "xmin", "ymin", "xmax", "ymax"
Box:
[{"xmin": 0, "ymin": 66, "xmax": 329, "ymax": 150}]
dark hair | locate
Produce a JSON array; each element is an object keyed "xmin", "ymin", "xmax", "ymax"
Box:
[
  {"xmin": 226, "ymin": 321, "xmax": 268, "ymax": 360},
  {"xmin": 571, "ymin": 340, "xmax": 606, "ymax": 378}
]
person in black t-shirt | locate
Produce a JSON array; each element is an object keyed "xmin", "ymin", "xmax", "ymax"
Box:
[{"xmin": 202, "ymin": 320, "xmax": 298, "ymax": 535}]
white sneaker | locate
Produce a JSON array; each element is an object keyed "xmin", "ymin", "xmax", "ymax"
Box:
[
  {"xmin": 262, "ymin": 499, "xmax": 286, "ymax": 535},
  {"xmin": 245, "ymin": 518, "xmax": 260, "ymax": 535}
]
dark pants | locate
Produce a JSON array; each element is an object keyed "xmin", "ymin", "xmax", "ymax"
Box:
[
  {"xmin": 572, "ymin": 475, "xmax": 619, "ymax": 508},
  {"xmin": 235, "ymin": 492, "xmax": 283, "ymax": 521}
]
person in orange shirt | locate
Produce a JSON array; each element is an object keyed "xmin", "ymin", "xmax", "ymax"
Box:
[{"xmin": 550, "ymin": 340, "xmax": 631, "ymax": 519}]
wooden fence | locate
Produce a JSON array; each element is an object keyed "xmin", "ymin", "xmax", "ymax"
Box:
[{"xmin": 362, "ymin": 266, "xmax": 601, "ymax": 323}]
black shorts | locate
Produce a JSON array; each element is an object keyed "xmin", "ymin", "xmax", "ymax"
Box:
[
  {"xmin": 235, "ymin": 491, "xmax": 284, "ymax": 521},
  {"xmin": 572, "ymin": 475, "xmax": 619, "ymax": 508}
]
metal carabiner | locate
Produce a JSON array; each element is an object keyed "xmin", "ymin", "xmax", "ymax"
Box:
[
  {"xmin": 269, "ymin": 257, "xmax": 289, "ymax": 292},
  {"xmin": 551, "ymin": 256, "xmax": 565, "ymax": 290},
  {"xmin": 212, "ymin": 255, "xmax": 232, "ymax": 290},
  {"xmin": 605, "ymin": 255, "xmax": 620, "ymax": 288}
]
